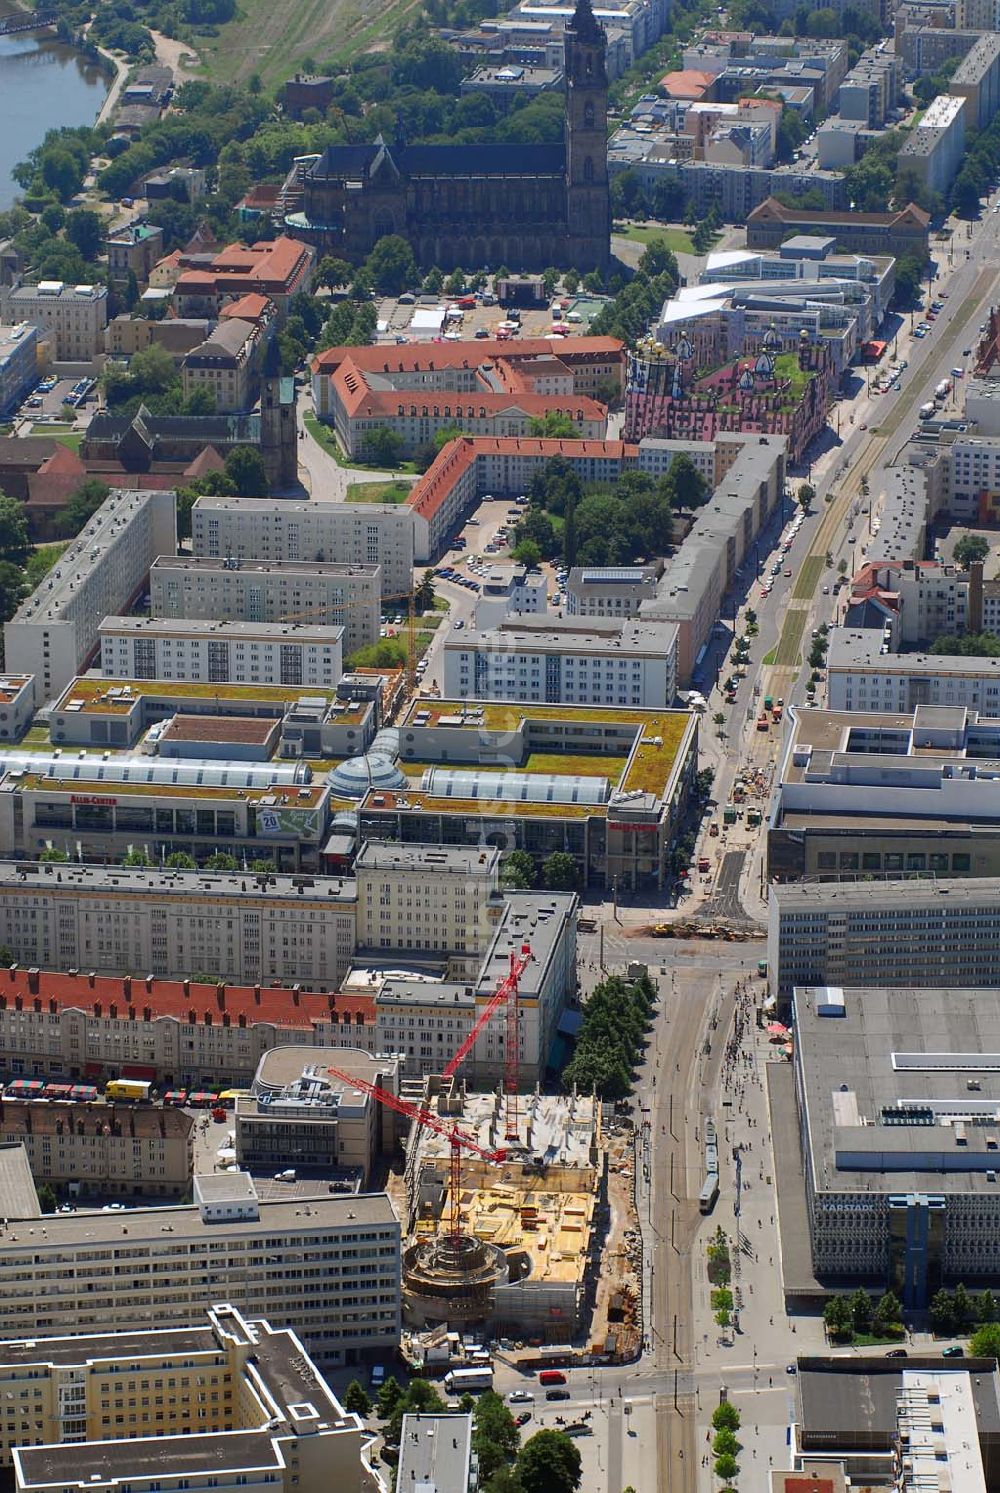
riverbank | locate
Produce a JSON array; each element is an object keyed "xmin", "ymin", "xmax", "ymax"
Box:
[{"xmin": 94, "ymin": 45, "xmax": 129, "ymax": 125}]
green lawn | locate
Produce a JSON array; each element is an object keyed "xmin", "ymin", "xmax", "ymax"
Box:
[
  {"xmin": 191, "ymin": 0, "xmax": 416, "ymax": 87},
  {"xmin": 774, "ymin": 609, "xmax": 807, "ymax": 670},
  {"xmin": 613, "ymin": 223, "xmax": 697, "ymax": 255},
  {"xmin": 31, "ymin": 426, "xmax": 83, "ymax": 451},
  {"xmin": 793, "ymin": 553, "xmax": 825, "ymax": 601},
  {"xmin": 346, "ymin": 480, "xmax": 413, "ymax": 504},
  {"xmin": 773, "ymin": 352, "xmax": 814, "ymax": 404}
]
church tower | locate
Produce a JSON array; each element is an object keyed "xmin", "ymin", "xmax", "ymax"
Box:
[
  {"xmin": 564, "ymin": 0, "xmax": 611, "ymax": 271},
  {"xmin": 259, "ymin": 334, "xmax": 298, "ymax": 490}
]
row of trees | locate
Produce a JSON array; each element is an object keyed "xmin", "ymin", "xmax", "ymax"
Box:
[
  {"xmin": 824, "ymin": 1290, "xmax": 903, "ymax": 1343},
  {"xmin": 930, "ymin": 1284, "xmax": 1000, "ymax": 1336},
  {"xmin": 38, "ymin": 845, "xmax": 276, "ymax": 873},
  {"xmin": 340, "ymin": 1379, "xmax": 581, "ymax": 1493},
  {"xmin": 561, "ymin": 970, "xmax": 657, "ymax": 1100},
  {"xmin": 501, "ymin": 850, "xmax": 579, "ymax": 893}
]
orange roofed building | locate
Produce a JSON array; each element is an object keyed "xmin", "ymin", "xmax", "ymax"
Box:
[
  {"xmin": 172, "ymin": 235, "xmax": 315, "ymax": 323},
  {"xmin": 0, "ymin": 964, "xmax": 375, "ymax": 1088},
  {"xmin": 310, "ymin": 334, "xmax": 623, "ymax": 462}
]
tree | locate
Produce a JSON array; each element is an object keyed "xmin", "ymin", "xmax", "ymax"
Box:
[
  {"xmin": 711, "ymin": 1402, "xmax": 740, "ymax": 1433},
  {"xmin": 123, "ymin": 849, "xmax": 151, "ymax": 867},
  {"xmin": 318, "ymin": 256, "xmax": 352, "ymax": 290},
  {"xmin": 365, "ymin": 235, "xmax": 418, "ymax": 296},
  {"xmin": 661, "ymin": 452, "xmax": 708, "ymax": 511},
  {"xmin": 166, "ymin": 852, "xmax": 197, "ymax": 869},
  {"xmin": 472, "ymin": 1392, "xmax": 519, "ymax": 1480},
  {"xmin": 515, "ymin": 1430, "xmax": 582, "ymax": 1493},
  {"xmin": 376, "ymin": 1376, "xmax": 403, "ymax": 1418},
  {"xmin": 954, "ymin": 533, "xmax": 990, "ymax": 569},
  {"xmin": 416, "ymin": 568, "xmax": 436, "ymax": 612},
  {"xmin": 484, "ymin": 1470, "xmax": 524, "ymax": 1493},
  {"xmin": 56, "ymin": 479, "xmax": 110, "ymax": 538},
  {"xmin": 638, "ymin": 237, "xmax": 679, "ymax": 282},
  {"xmin": 971, "ymin": 1322, "xmax": 1000, "ymax": 1358},
  {"xmin": 0, "ymin": 494, "xmax": 30, "ymax": 565},
  {"xmin": 501, "ymin": 850, "xmax": 536, "ymax": 890},
  {"xmin": 542, "ymin": 851, "xmax": 578, "ymax": 890},
  {"xmin": 954, "ymin": 1281, "xmax": 974, "ymax": 1329},
  {"xmin": 712, "ymin": 1428, "xmax": 741, "ymax": 1458},
  {"xmin": 979, "ymin": 1290, "xmax": 997, "ymax": 1324},
  {"xmin": 848, "ymin": 1289, "xmax": 872, "ymax": 1334},
  {"xmin": 65, "ymin": 208, "xmax": 103, "ymax": 261},
  {"xmin": 37, "ymin": 1183, "xmax": 58, "ymax": 1214},
  {"xmin": 343, "ymin": 1380, "xmax": 372, "ymax": 1416},
  {"xmin": 824, "ymin": 1295, "xmax": 853, "ymax": 1341},
  {"xmin": 363, "ymin": 426, "xmax": 405, "ymax": 468},
  {"xmin": 39, "ymin": 846, "xmax": 69, "ymax": 863},
  {"xmin": 225, "ymin": 446, "xmax": 269, "ymax": 498},
  {"xmin": 930, "ymin": 1289, "xmax": 957, "ymax": 1337},
  {"xmin": 528, "ymin": 411, "xmax": 578, "ymax": 438},
  {"xmin": 874, "ymin": 1291, "xmax": 903, "ymax": 1335},
  {"xmin": 714, "ymin": 1454, "xmax": 739, "ymax": 1482},
  {"xmin": 0, "ymin": 945, "xmax": 13, "ymax": 966},
  {"xmin": 798, "ymin": 483, "xmax": 815, "ymax": 510},
  {"xmin": 512, "ymin": 537, "xmax": 542, "ymax": 568}
]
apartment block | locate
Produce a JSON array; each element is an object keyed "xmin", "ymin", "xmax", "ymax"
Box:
[
  {"xmin": 355, "ymin": 843, "xmax": 500, "ymax": 958},
  {"xmin": 950, "ymin": 32, "xmax": 1000, "ymax": 132},
  {"xmin": 149, "ymin": 556, "xmax": 380, "ymax": 656},
  {"xmin": 898, "ymin": 25, "xmax": 980, "ymax": 76},
  {"xmin": 897, "ymin": 94, "xmax": 966, "ymax": 198},
  {"xmin": 0, "ymin": 1182, "xmax": 399, "ymax": 1363},
  {"xmin": 0, "ymin": 863, "xmax": 357, "ymax": 988},
  {"xmin": 99, "ymin": 617, "xmax": 344, "ymax": 690},
  {"xmin": 104, "ymin": 222, "xmax": 164, "ymax": 290},
  {"xmin": 397, "ymin": 1415, "xmax": 475, "ymax": 1493},
  {"xmin": 0, "ymin": 324, "xmax": 38, "ymax": 419},
  {"xmin": 0, "ymin": 965, "xmax": 373, "ymax": 1087},
  {"xmin": 0, "ymin": 281, "xmax": 107, "ymax": 362},
  {"xmin": 3, "ymin": 1306, "xmax": 364, "ymax": 1493},
  {"xmin": 443, "ymin": 616, "xmax": 678, "ymax": 708},
  {"xmin": 373, "ymin": 890, "xmax": 577, "ymax": 1084},
  {"xmin": 956, "ymin": 0, "xmax": 1000, "ymax": 26},
  {"xmin": 769, "ymin": 876, "xmax": 1000, "ymax": 998},
  {"xmin": 565, "ymin": 564, "xmax": 661, "ymax": 618},
  {"xmin": 473, "ymin": 564, "xmax": 548, "ymax": 629},
  {"xmin": 172, "ymin": 237, "xmax": 315, "ymax": 323},
  {"xmin": 0, "ymin": 1101, "xmax": 194, "ymax": 1197},
  {"xmin": 826, "ymin": 628, "xmax": 1000, "ymax": 711},
  {"xmin": 4, "ymin": 488, "xmax": 177, "ymax": 703},
  {"xmin": 191, "ymin": 498, "xmax": 415, "ymax": 597}
]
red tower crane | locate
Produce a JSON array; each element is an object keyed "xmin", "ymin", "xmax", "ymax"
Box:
[
  {"xmin": 320, "ymin": 1061, "xmax": 506, "ymax": 1243},
  {"xmin": 442, "ymin": 942, "xmax": 531, "ymax": 1143}
]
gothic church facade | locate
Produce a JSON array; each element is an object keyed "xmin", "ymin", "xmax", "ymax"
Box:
[{"xmin": 296, "ymin": 0, "xmax": 611, "ymax": 272}]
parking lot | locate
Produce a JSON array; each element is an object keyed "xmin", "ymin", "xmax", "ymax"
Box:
[
  {"xmin": 376, "ymin": 289, "xmax": 607, "ymax": 346},
  {"xmin": 11, "ymin": 374, "xmax": 95, "ymax": 427}
]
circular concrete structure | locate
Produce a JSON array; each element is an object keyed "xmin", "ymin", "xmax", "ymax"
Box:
[{"xmin": 402, "ymin": 1233, "xmax": 510, "ymax": 1326}]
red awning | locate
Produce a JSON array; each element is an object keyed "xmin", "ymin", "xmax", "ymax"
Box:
[
  {"xmin": 84, "ymin": 1062, "xmax": 103, "ymax": 1076},
  {"xmin": 122, "ymin": 1064, "xmax": 157, "ymax": 1080}
]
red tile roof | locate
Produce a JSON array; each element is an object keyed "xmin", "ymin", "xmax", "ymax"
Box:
[
  {"xmin": 660, "ymin": 68, "xmax": 715, "ymax": 97},
  {"xmin": 220, "ymin": 293, "xmax": 274, "ymax": 322},
  {"xmin": 311, "ymin": 335, "xmax": 623, "ymax": 377},
  {"xmin": 0, "ymin": 966, "xmax": 373, "ymax": 1029},
  {"xmin": 407, "ymin": 435, "xmax": 639, "ymax": 523}
]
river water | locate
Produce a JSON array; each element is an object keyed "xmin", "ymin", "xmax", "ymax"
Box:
[{"xmin": 0, "ymin": 13, "xmax": 109, "ymax": 211}]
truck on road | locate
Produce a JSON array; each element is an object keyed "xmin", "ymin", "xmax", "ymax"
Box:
[
  {"xmin": 444, "ymin": 1368, "xmax": 494, "ymax": 1393},
  {"xmin": 105, "ymin": 1079, "xmax": 152, "ymax": 1103}
]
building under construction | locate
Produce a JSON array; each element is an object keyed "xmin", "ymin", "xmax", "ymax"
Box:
[{"xmin": 397, "ymin": 1079, "xmax": 604, "ymax": 1340}]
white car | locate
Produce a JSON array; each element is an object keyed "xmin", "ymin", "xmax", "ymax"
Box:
[{"xmin": 508, "ymin": 1390, "xmax": 534, "ymax": 1403}]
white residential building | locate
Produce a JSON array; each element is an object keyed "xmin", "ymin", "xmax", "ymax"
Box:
[
  {"xmin": 149, "ymin": 557, "xmax": 381, "ymax": 656},
  {"xmin": 0, "ymin": 862, "xmax": 357, "ymax": 987},
  {"xmin": 896, "ymin": 93, "xmax": 966, "ymax": 197},
  {"xmin": 355, "ymin": 843, "xmax": 500, "ymax": 958},
  {"xmin": 4, "ymin": 489, "xmax": 177, "ymax": 703},
  {"xmin": 442, "ymin": 616, "xmax": 678, "ymax": 708},
  {"xmin": 0, "ymin": 1177, "xmax": 399, "ymax": 1364},
  {"xmin": 827, "ymin": 628, "xmax": 1000, "ymax": 713},
  {"xmin": 373, "ymin": 890, "xmax": 578, "ymax": 1083},
  {"xmin": 1, "ymin": 281, "xmax": 108, "ymax": 362},
  {"xmin": 99, "ymin": 617, "xmax": 344, "ymax": 689},
  {"xmin": 191, "ymin": 498, "xmax": 415, "ymax": 597},
  {"xmin": 473, "ymin": 565, "xmax": 548, "ymax": 629}
]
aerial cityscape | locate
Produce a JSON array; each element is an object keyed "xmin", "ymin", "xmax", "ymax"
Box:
[{"xmin": 6, "ymin": 0, "xmax": 1000, "ymax": 1484}]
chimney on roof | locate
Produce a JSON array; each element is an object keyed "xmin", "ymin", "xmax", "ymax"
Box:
[
  {"xmin": 216, "ymin": 982, "xmax": 226, "ymax": 1009},
  {"xmin": 145, "ymin": 975, "xmax": 153, "ymax": 993},
  {"xmin": 293, "ymin": 984, "xmax": 301, "ymax": 1006},
  {"xmin": 88, "ymin": 971, "xmax": 96, "ymax": 987},
  {"xmin": 27, "ymin": 968, "xmax": 39, "ymax": 995},
  {"xmin": 6, "ymin": 966, "xmax": 14, "ymax": 982},
  {"xmin": 254, "ymin": 986, "xmax": 261, "ymax": 1004},
  {"xmin": 183, "ymin": 979, "xmax": 190, "ymax": 998},
  {"xmin": 123, "ymin": 975, "xmax": 131, "ymax": 999}
]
